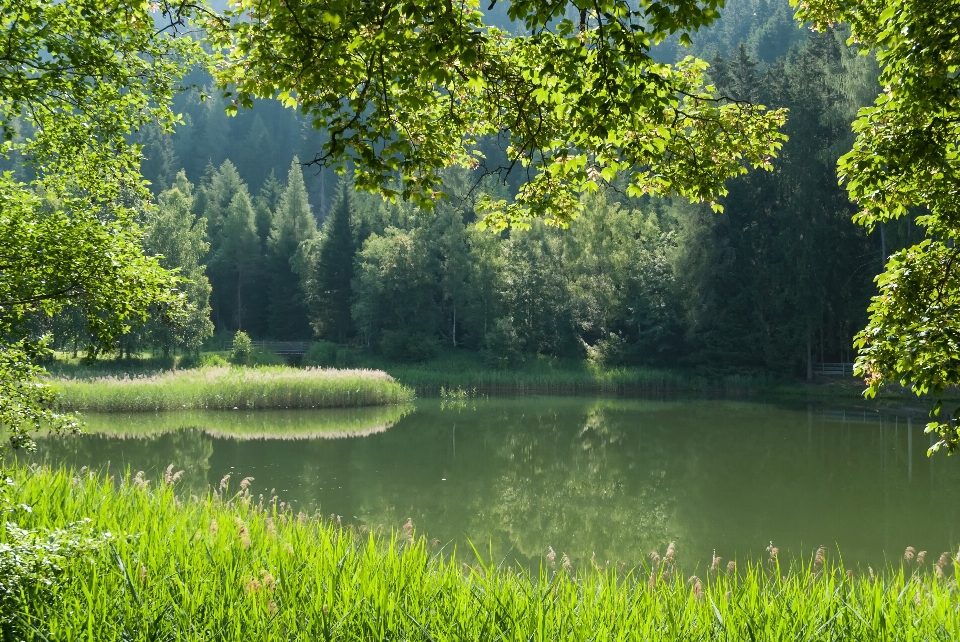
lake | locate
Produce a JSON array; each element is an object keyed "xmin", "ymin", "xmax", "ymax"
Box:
[{"xmin": 28, "ymin": 396, "xmax": 960, "ymax": 570}]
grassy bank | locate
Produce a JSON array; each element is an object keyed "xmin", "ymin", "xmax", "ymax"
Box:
[
  {"xmin": 53, "ymin": 366, "xmax": 414, "ymax": 412},
  {"xmin": 3, "ymin": 465, "xmax": 959, "ymax": 641}
]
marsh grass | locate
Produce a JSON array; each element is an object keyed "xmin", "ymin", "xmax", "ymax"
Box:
[
  {"xmin": 3, "ymin": 465, "xmax": 960, "ymax": 641},
  {"xmin": 53, "ymin": 366, "xmax": 414, "ymax": 412}
]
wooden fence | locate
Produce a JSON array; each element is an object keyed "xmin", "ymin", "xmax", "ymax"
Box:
[{"xmin": 814, "ymin": 362, "xmax": 855, "ymax": 376}]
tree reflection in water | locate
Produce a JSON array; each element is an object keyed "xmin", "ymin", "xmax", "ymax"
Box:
[{"xmin": 22, "ymin": 398, "xmax": 960, "ymax": 569}]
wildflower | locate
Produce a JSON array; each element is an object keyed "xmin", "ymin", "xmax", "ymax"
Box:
[
  {"xmin": 846, "ymin": 569, "xmax": 854, "ymax": 581},
  {"xmin": 938, "ymin": 552, "xmax": 951, "ymax": 569},
  {"xmin": 546, "ymin": 546, "xmax": 556, "ymax": 567},
  {"xmin": 140, "ymin": 566, "xmax": 148, "ymax": 582},
  {"xmin": 726, "ymin": 560, "xmax": 736, "ymax": 574},
  {"xmin": 219, "ymin": 474, "xmax": 231, "ymax": 492},
  {"xmin": 284, "ymin": 543, "xmax": 294, "ymax": 555},
  {"xmin": 562, "ymin": 553, "xmax": 572, "ymax": 574},
  {"xmin": 401, "ymin": 517, "xmax": 413, "ymax": 540},
  {"xmin": 209, "ymin": 519, "xmax": 219, "ymax": 535},
  {"xmin": 245, "ymin": 577, "xmax": 262, "ymax": 593},
  {"xmin": 239, "ymin": 476, "xmax": 254, "ymax": 490},
  {"xmin": 266, "ymin": 518, "xmax": 276, "ymax": 539},
  {"xmin": 917, "ymin": 551, "xmax": 927, "ymax": 565},
  {"xmin": 133, "ymin": 471, "xmax": 149, "ymax": 489},
  {"xmin": 648, "ymin": 572, "xmax": 656, "ymax": 589},
  {"xmin": 904, "ymin": 546, "xmax": 916, "ymax": 563},
  {"xmin": 868, "ymin": 566, "xmax": 875, "ymax": 581},
  {"xmin": 648, "ymin": 551, "xmax": 661, "ymax": 566},
  {"xmin": 268, "ymin": 600, "xmax": 277, "ymax": 614},
  {"xmin": 665, "ymin": 541, "xmax": 676, "ymax": 561},
  {"xmin": 430, "ymin": 538, "xmax": 440, "ymax": 548}
]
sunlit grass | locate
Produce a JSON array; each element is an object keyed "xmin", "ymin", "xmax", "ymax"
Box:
[
  {"xmin": 3, "ymin": 465, "xmax": 959, "ymax": 641},
  {"xmin": 52, "ymin": 366, "xmax": 414, "ymax": 412}
]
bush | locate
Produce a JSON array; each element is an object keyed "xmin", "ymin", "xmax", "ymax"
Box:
[
  {"xmin": 229, "ymin": 331, "xmax": 252, "ymax": 366},
  {"xmin": 303, "ymin": 341, "xmax": 339, "ymax": 367},
  {"xmin": 380, "ymin": 330, "xmax": 439, "ymax": 363},
  {"xmin": 483, "ymin": 317, "xmax": 523, "ymax": 369},
  {"xmin": 586, "ymin": 333, "xmax": 628, "ymax": 367}
]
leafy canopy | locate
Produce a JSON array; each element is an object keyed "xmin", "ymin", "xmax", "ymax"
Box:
[
  {"xmin": 206, "ymin": 0, "xmax": 787, "ymax": 228},
  {"xmin": 0, "ymin": 0, "xmax": 202, "ymax": 452},
  {"xmin": 794, "ymin": 0, "xmax": 960, "ymax": 452}
]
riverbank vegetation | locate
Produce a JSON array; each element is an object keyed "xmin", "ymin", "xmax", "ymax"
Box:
[
  {"xmin": 53, "ymin": 367, "xmax": 413, "ymax": 412},
  {"xmin": 3, "ymin": 465, "xmax": 959, "ymax": 641}
]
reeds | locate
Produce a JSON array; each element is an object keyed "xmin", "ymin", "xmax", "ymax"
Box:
[
  {"xmin": 52, "ymin": 366, "xmax": 414, "ymax": 412},
  {"xmin": 4, "ymin": 464, "xmax": 960, "ymax": 641}
]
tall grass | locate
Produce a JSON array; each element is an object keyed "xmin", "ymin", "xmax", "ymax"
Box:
[
  {"xmin": 3, "ymin": 465, "xmax": 960, "ymax": 641},
  {"xmin": 53, "ymin": 366, "xmax": 414, "ymax": 412}
]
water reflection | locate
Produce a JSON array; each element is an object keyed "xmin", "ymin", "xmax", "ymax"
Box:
[{"xmin": 24, "ymin": 397, "xmax": 960, "ymax": 568}]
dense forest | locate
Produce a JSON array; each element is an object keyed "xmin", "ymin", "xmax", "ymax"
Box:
[{"xmin": 32, "ymin": 0, "xmax": 905, "ymax": 377}]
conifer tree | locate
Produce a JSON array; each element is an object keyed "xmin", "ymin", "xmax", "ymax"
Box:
[
  {"xmin": 267, "ymin": 158, "xmax": 317, "ymax": 339},
  {"xmin": 308, "ymin": 180, "xmax": 357, "ymax": 343},
  {"xmin": 254, "ymin": 169, "xmax": 283, "ymax": 248},
  {"xmin": 215, "ymin": 190, "xmax": 262, "ymax": 332}
]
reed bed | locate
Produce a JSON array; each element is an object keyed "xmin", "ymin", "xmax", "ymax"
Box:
[
  {"xmin": 3, "ymin": 465, "xmax": 960, "ymax": 641},
  {"xmin": 52, "ymin": 366, "xmax": 414, "ymax": 412}
]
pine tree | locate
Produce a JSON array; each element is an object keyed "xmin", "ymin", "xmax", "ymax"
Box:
[
  {"xmin": 254, "ymin": 169, "xmax": 283, "ymax": 248},
  {"xmin": 308, "ymin": 180, "xmax": 357, "ymax": 343},
  {"xmin": 267, "ymin": 158, "xmax": 318, "ymax": 339},
  {"xmin": 216, "ymin": 190, "xmax": 262, "ymax": 332}
]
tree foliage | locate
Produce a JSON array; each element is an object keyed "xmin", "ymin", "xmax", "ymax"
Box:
[
  {"xmin": 0, "ymin": 1, "xmax": 202, "ymax": 452},
  {"xmin": 793, "ymin": 0, "xmax": 960, "ymax": 452},
  {"xmin": 206, "ymin": 0, "xmax": 787, "ymax": 225}
]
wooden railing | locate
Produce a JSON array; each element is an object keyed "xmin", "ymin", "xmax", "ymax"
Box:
[
  {"xmin": 224, "ymin": 340, "xmax": 312, "ymax": 356},
  {"xmin": 814, "ymin": 362, "xmax": 855, "ymax": 376}
]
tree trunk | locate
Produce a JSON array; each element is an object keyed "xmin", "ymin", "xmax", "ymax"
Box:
[{"xmin": 880, "ymin": 223, "xmax": 887, "ymax": 267}]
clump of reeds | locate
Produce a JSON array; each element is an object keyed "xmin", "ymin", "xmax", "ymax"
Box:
[
  {"xmin": 52, "ymin": 366, "xmax": 414, "ymax": 412},
  {"xmin": 4, "ymin": 464, "xmax": 960, "ymax": 641}
]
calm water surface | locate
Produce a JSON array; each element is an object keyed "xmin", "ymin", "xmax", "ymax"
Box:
[{"xmin": 30, "ymin": 397, "xmax": 960, "ymax": 569}]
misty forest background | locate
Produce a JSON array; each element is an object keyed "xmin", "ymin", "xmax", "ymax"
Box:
[{"xmin": 10, "ymin": 0, "xmax": 907, "ymax": 377}]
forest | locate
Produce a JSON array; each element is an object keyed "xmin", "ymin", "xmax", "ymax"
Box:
[{"xmin": 6, "ymin": 0, "xmax": 896, "ymax": 378}]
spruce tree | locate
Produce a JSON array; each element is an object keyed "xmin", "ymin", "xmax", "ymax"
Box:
[
  {"xmin": 309, "ymin": 180, "xmax": 357, "ymax": 343},
  {"xmin": 216, "ymin": 190, "xmax": 262, "ymax": 332},
  {"xmin": 267, "ymin": 158, "xmax": 317, "ymax": 339}
]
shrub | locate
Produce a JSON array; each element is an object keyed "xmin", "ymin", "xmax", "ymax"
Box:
[
  {"xmin": 380, "ymin": 330, "xmax": 439, "ymax": 363},
  {"xmin": 586, "ymin": 333, "xmax": 628, "ymax": 367},
  {"xmin": 303, "ymin": 341, "xmax": 339, "ymax": 367},
  {"xmin": 483, "ymin": 317, "xmax": 523, "ymax": 369},
  {"xmin": 229, "ymin": 331, "xmax": 252, "ymax": 365}
]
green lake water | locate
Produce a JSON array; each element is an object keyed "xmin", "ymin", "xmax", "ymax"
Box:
[{"xmin": 27, "ymin": 396, "xmax": 960, "ymax": 570}]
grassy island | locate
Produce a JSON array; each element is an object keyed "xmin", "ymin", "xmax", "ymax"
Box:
[
  {"xmin": 2, "ymin": 465, "xmax": 958, "ymax": 641},
  {"xmin": 53, "ymin": 366, "xmax": 413, "ymax": 412}
]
